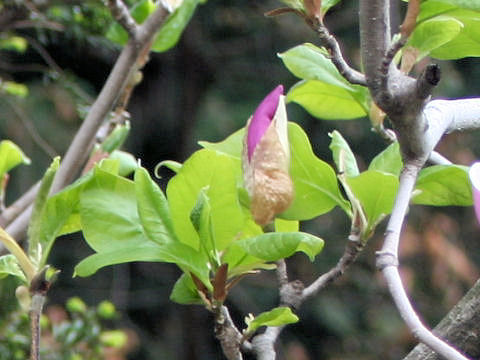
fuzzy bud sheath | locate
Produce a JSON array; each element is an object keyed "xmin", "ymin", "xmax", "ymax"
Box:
[
  {"xmin": 243, "ymin": 85, "xmax": 294, "ymax": 226},
  {"xmin": 469, "ymin": 162, "xmax": 480, "ymax": 224}
]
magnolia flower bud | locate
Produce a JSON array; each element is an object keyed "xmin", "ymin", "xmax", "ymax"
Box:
[
  {"xmin": 243, "ymin": 85, "xmax": 294, "ymax": 226},
  {"xmin": 469, "ymin": 162, "xmax": 480, "ymax": 224}
]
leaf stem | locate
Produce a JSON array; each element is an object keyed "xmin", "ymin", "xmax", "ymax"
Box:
[{"xmin": 0, "ymin": 226, "xmax": 35, "ymax": 281}]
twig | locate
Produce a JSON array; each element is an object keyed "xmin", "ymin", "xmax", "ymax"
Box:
[
  {"xmin": 252, "ymin": 225, "xmax": 365, "ymax": 359},
  {"xmin": 308, "ymin": 20, "xmax": 366, "ymax": 86},
  {"xmin": 302, "ymin": 236, "xmax": 364, "ymax": 301},
  {"xmin": 29, "ymin": 293, "xmax": 45, "ymax": 360},
  {"xmin": 29, "ymin": 269, "xmax": 51, "ymax": 360},
  {"xmin": 377, "ymin": 160, "xmax": 470, "ymax": 360},
  {"xmin": 105, "ymin": 0, "xmax": 138, "ymax": 37},
  {"xmin": 2, "ymin": 97, "xmax": 58, "ymax": 158}
]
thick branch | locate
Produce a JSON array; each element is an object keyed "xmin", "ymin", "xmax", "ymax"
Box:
[
  {"xmin": 359, "ymin": 0, "xmax": 391, "ymax": 94},
  {"xmin": 377, "ymin": 160, "xmax": 470, "ymax": 360},
  {"xmin": 403, "ymin": 279, "xmax": 480, "ymax": 360},
  {"xmin": 214, "ymin": 306, "xmax": 244, "ymax": 360}
]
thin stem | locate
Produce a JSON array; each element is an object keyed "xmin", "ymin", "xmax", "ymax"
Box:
[
  {"xmin": 302, "ymin": 236, "xmax": 364, "ymax": 301},
  {"xmin": 106, "ymin": 0, "xmax": 138, "ymax": 37},
  {"xmin": 307, "ymin": 20, "xmax": 366, "ymax": 86},
  {"xmin": 30, "ymin": 293, "xmax": 46, "ymax": 360}
]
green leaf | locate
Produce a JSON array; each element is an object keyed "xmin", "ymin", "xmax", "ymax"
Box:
[
  {"xmin": 109, "ymin": 150, "xmax": 138, "ymax": 176},
  {"xmin": 0, "ymin": 254, "xmax": 26, "ymax": 282},
  {"xmin": 28, "ymin": 157, "xmax": 60, "ymax": 266},
  {"xmin": 279, "ymin": 43, "xmax": 355, "ymax": 90},
  {"xmin": 0, "ymin": 36, "xmax": 28, "ymax": 53},
  {"xmin": 329, "ymin": 131, "xmax": 359, "ymax": 177},
  {"xmin": 38, "ymin": 171, "xmax": 96, "ymax": 266},
  {"xmin": 237, "ymin": 232, "xmax": 324, "ymax": 262},
  {"xmin": 101, "ymin": 122, "xmax": 130, "ymax": 153},
  {"xmin": 279, "ymin": 0, "xmax": 304, "ymax": 11},
  {"xmin": 134, "ymin": 167, "xmax": 176, "ymax": 245},
  {"xmin": 279, "ymin": 43, "xmax": 368, "ymax": 120},
  {"xmin": 152, "ymin": 0, "xmax": 201, "ymax": 52},
  {"xmin": 408, "ymin": 16, "xmax": 463, "ymax": 61},
  {"xmin": 167, "ymin": 149, "xmax": 244, "ymax": 251},
  {"xmin": 346, "ymin": 170, "xmax": 398, "ymax": 235},
  {"xmin": 322, "ymin": 0, "xmax": 341, "ymax": 13},
  {"xmin": 287, "ymin": 80, "xmax": 368, "ymax": 120},
  {"xmin": 198, "ymin": 128, "xmax": 245, "ymax": 160},
  {"xmin": 416, "ymin": 5, "xmax": 480, "ymax": 60},
  {"xmin": 274, "ymin": 218, "xmax": 299, "ymax": 232},
  {"xmin": 154, "ymin": 160, "xmax": 183, "ymax": 176},
  {"xmin": 412, "ymin": 165, "xmax": 472, "ymax": 206},
  {"xmin": 368, "ymin": 142, "xmax": 403, "ymax": 177},
  {"xmin": 282, "ymin": 122, "xmax": 350, "ymax": 219},
  {"xmin": 189, "ymin": 189, "xmax": 219, "ymax": 263},
  {"xmin": 106, "ymin": 0, "xmax": 156, "ymax": 45},
  {"xmin": 80, "ymin": 168, "xmax": 146, "ymax": 253},
  {"xmin": 0, "ymin": 140, "xmax": 30, "ymax": 177},
  {"xmin": 245, "ymin": 307, "xmax": 299, "ymax": 334},
  {"xmin": 77, "ymin": 167, "xmax": 211, "ymax": 283},
  {"xmin": 75, "ymin": 241, "xmax": 210, "ymax": 286},
  {"xmin": 426, "ymin": 0, "xmax": 480, "ymax": 12},
  {"xmin": 170, "ymin": 273, "xmax": 203, "ymax": 305},
  {"xmin": 2, "ymin": 81, "xmax": 28, "ymax": 98}
]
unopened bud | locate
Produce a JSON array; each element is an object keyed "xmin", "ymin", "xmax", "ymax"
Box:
[{"xmin": 243, "ymin": 85, "xmax": 294, "ymax": 226}]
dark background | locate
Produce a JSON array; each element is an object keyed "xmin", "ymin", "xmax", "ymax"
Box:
[{"xmin": 1, "ymin": 1, "xmax": 480, "ymax": 359}]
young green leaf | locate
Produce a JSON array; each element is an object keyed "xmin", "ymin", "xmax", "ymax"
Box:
[
  {"xmin": 282, "ymin": 122, "xmax": 351, "ymax": 219},
  {"xmin": 368, "ymin": 142, "xmax": 403, "ymax": 176},
  {"xmin": 74, "ymin": 241, "xmax": 211, "ymax": 286},
  {"xmin": 154, "ymin": 160, "xmax": 183, "ymax": 176},
  {"xmin": 412, "ymin": 165, "xmax": 472, "ymax": 206},
  {"xmin": 346, "ymin": 170, "xmax": 399, "ymax": 236},
  {"xmin": 152, "ymin": 0, "xmax": 201, "ymax": 52},
  {"xmin": 167, "ymin": 149, "xmax": 244, "ymax": 251},
  {"xmin": 134, "ymin": 167, "xmax": 177, "ymax": 245},
  {"xmin": 0, "ymin": 254, "xmax": 26, "ymax": 282},
  {"xmin": 407, "ymin": 16, "xmax": 463, "ymax": 61},
  {"xmin": 245, "ymin": 307, "xmax": 299, "ymax": 334},
  {"xmin": 274, "ymin": 218, "xmax": 299, "ymax": 232},
  {"xmin": 109, "ymin": 150, "xmax": 138, "ymax": 176},
  {"xmin": 0, "ymin": 140, "xmax": 31, "ymax": 178},
  {"xmin": 80, "ymin": 168, "xmax": 147, "ymax": 254},
  {"xmin": 329, "ymin": 131, "xmax": 359, "ymax": 177},
  {"xmin": 28, "ymin": 157, "xmax": 60, "ymax": 266},
  {"xmin": 170, "ymin": 273, "xmax": 203, "ymax": 305},
  {"xmin": 237, "ymin": 232, "xmax": 324, "ymax": 262},
  {"xmin": 279, "ymin": 43, "xmax": 355, "ymax": 90},
  {"xmin": 198, "ymin": 127, "xmax": 245, "ymax": 159},
  {"xmin": 287, "ymin": 80, "xmax": 368, "ymax": 120}
]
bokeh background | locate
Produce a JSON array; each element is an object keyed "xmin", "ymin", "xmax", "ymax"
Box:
[{"xmin": 1, "ymin": 0, "xmax": 480, "ymax": 359}]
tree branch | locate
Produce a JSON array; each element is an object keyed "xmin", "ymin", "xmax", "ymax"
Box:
[
  {"xmin": 307, "ymin": 20, "xmax": 366, "ymax": 86},
  {"xmin": 106, "ymin": 0, "xmax": 138, "ymax": 37},
  {"xmin": 214, "ymin": 305, "xmax": 245, "ymax": 360},
  {"xmin": 403, "ymin": 278, "xmax": 480, "ymax": 360},
  {"xmin": 4, "ymin": 4, "xmax": 170, "ymax": 241}
]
